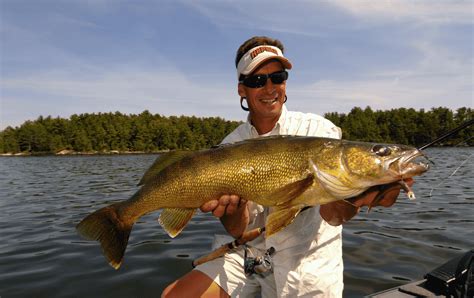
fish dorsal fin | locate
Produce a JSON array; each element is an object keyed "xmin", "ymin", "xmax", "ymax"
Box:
[
  {"xmin": 259, "ymin": 174, "xmax": 315, "ymax": 206},
  {"xmin": 138, "ymin": 151, "xmax": 192, "ymax": 186},
  {"xmin": 309, "ymin": 159, "xmax": 365, "ymax": 199},
  {"xmin": 266, "ymin": 204, "xmax": 305, "ymax": 237},
  {"xmin": 158, "ymin": 208, "xmax": 196, "ymax": 238},
  {"xmin": 216, "ymin": 135, "xmax": 305, "ymax": 147}
]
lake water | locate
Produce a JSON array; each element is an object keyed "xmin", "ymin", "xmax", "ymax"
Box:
[{"xmin": 0, "ymin": 148, "xmax": 473, "ymax": 297}]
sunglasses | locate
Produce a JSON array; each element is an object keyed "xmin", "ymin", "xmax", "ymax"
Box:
[{"xmin": 240, "ymin": 70, "xmax": 288, "ymax": 88}]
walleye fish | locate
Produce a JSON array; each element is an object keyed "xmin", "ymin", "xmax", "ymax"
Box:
[{"xmin": 77, "ymin": 136, "xmax": 429, "ymax": 269}]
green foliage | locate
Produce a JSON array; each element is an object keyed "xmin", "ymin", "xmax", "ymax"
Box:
[
  {"xmin": 0, "ymin": 112, "xmax": 241, "ymax": 154},
  {"xmin": 0, "ymin": 107, "xmax": 472, "ymax": 154},
  {"xmin": 325, "ymin": 107, "xmax": 473, "ymax": 147}
]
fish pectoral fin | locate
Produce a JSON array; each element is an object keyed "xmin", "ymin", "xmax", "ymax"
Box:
[
  {"xmin": 309, "ymin": 159, "xmax": 365, "ymax": 199},
  {"xmin": 158, "ymin": 208, "xmax": 196, "ymax": 238},
  {"xmin": 138, "ymin": 150, "xmax": 192, "ymax": 186},
  {"xmin": 265, "ymin": 204, "xmax": 305, "ymax": 237},
  {"xmin": 263, "ymin": 174, "xmax": 315, "ymax": 206}
]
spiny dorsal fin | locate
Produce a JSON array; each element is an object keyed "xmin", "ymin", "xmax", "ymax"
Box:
[
  {"xmin": 138, "ymin": 151, "xmax": 192, "ymax": 186},
  {"xmin": 266, "ymin": 204, "xmax": 305, "ymax": 237},
  {"xmin": 158, "ymin": 208, "xmax": 196, "ymax": 238},
  {"xmin": 216, "ymin": 135, "xmax": 306, "ymax": 147}
]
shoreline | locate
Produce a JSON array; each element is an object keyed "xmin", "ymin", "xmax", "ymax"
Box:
[
  {"xmin": 0, "ymin": 145, "xmax": 471, "ymax": 157},
  {"xmin": 0, "ymin": 150, "xmax": 168, "ymax": 157}
]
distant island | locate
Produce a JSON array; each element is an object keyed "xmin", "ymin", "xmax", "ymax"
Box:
[{"xmin": 1, "ymin": 107, "xmax": 472, "ymax": 156}]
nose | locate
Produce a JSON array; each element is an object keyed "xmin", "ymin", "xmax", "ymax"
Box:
[{"xmin": 263, "ymin": 77, "xmax": 276, "ymax": 94}]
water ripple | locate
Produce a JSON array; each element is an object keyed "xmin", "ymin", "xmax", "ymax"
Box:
[{"xmin": 0, "ymin": 148, "xmax": 473, "ymax": 297}]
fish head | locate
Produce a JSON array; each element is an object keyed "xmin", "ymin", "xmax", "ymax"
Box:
[{"xmin": 341, "ymin": 142, "xmax": 430, "ymax": 187}]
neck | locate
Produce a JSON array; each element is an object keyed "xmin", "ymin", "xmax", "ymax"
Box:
[{"xmin": 250, "ymin": 113, "xmax": 280, "ymax": 135}]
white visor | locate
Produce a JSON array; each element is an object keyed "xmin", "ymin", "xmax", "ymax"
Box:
[{"xmin": 236, "ymin": 45, "xmax": 292, "ymax": 79}]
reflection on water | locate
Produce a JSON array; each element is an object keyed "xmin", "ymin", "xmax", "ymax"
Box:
[{"xmin": 0, "ymin": 148, "xmax": 473, "ymax": 297}]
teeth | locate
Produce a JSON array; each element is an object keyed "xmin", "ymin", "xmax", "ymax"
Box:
[{"xmin": 261, "ymin": 98, "xmax": 277, "ymax": 103}]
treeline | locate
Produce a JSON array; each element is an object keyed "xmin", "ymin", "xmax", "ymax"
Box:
[
  {"xmin": 325, "ymin": 106, "xmax": 472, "ymax": 147},
  {"xmin": 0, "ymin": 111, "xmax": 241, "ymax": 154},
  {"xmin": 0, "ymin": 107, "xmax": 472, "ymax": 154}
]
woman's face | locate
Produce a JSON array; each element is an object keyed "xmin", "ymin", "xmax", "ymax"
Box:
[{"xmin": 238, "ymin": 60, "xmax": 287, "ymax": 123}]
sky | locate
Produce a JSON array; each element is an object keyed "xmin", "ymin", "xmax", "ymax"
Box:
[{"xmin": 1, "ymin": 0, "xmax": 473, "ymax": 130}]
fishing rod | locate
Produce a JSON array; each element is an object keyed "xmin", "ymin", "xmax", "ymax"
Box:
[
  {"xmin": 418, "ymin": 119, "xmax": 474, "ymax": 150},
  {"xmin": 192, "ymin": 227, "xmax": 265, "ymax": 267},
  {"xmin": 192, "ymin": 119, "xmax": 474, "ymax": 267}
]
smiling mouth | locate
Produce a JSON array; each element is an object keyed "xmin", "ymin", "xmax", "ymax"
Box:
[{"xmin": 260, "ymin": 97, "xmax": 278, "ymax": 104}]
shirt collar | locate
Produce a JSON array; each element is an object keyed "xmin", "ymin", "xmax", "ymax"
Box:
[{"xmin": 246, "ymin": 104, "xmax": 288, "ymax": 137}]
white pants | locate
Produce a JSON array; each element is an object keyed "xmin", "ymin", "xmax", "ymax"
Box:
[{"xmin": 195, "ymin": 236, "xmax": 277, "ymax": 297}]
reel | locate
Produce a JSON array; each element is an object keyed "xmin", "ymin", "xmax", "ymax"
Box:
[{"xmin": 244, "ymin": 246, "xmax": 276, "ymax": 276}]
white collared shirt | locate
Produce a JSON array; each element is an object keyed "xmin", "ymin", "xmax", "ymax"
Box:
[
  {"xmin": 220, "ymin": 105, "xmax": 344, "ymax": 297},
  {"xmin": 221, "ymin": 105, "xmax": 341, "ymax": 144}
]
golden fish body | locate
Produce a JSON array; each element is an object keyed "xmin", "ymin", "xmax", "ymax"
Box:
[{"xmin": 77, "ymin": 136, "xmax": 429, "ymax": 269}]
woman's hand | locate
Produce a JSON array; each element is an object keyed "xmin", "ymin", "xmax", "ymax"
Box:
[{"xmin": 319, "ymin": 179, "xmax": 414, "ymax": 226}]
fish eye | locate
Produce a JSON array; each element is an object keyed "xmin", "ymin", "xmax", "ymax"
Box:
[{"xmin": 372, "ymin": 145, "xmax": 392, "ymax": 156}]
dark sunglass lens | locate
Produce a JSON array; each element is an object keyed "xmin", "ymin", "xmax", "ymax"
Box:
[
  {"xmin": 244, "ymin": 75, "xmax": 267, "ymax": 88},
  {"xmin": 269, "ymin": 71, "xmax": 288, "ymax": 84},
  {"xmin": 243, "ymin": 71, "xmax": 288, "ymax": 88}
]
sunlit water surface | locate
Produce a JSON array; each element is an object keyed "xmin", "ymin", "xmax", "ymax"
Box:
[{"xmin": 0, "ymin": 148, "xmax": 472, "ymax": 297}]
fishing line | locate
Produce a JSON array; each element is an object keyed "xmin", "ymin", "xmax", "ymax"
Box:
[
  {"xmin": 452, "ymin": 135, "xmax": 474, "ymax": 147},
  {"xmin": 418, "ymin": 119, "xmax": 473, "ymax": 150},
  {"xmin": 417, "ymin": 119, "xmax": 473, "ymax": 197},
  {"xmin": 429, "ymin": 153, "xmax": 473, "ymax": 197}
]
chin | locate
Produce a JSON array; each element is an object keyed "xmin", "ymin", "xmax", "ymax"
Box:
[{"xmin": 261, "ymin": 104, "xmax": 283, "ymax": 117}]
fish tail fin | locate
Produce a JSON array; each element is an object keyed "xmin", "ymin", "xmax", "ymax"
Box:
[{"xmin": 76, "ymin": 203, "xmax": 132, "ymax": 270}]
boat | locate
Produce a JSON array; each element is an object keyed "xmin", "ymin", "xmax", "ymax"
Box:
[{"xmin": 367, "ymin": 249, "xmax": 473, "ymax": 297}]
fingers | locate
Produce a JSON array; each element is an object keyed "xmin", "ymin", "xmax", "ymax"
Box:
[
  {"xmin": 348, "ymin": 178, "xmax": 415, "ymax": 208},
  {"xmin": 200, "ymin": 200, "xmax": 219, "ymax": 213},
  {"xmin": 212, "ymin": 195, "xmax": 229, "ymax": 217},
  {"xmin": 320, "ymin": 200, "xmax": 360, "ymax": 226},
  {"xmin": 199, "ymin": 194, "xmax": 246, "ymax": 218},
  {"xmin": 348, "ymin": 188, "xmax": 379, "ymax": 208},
  {"xmin": 373, "ymin": 178, "xmax": 415, "ymax": 207},
  {"xmin": 225, "ymin": 195, "xmax": 242, "ymax": 215},
  {"xmin": 404, "ymin": 178, "xmax": 414, "ymax": 187},
  {"xmin": 321, "ymin": 178, "xmax": 417, "ymax": 225},
  {"xmin": 375, "ymin": 186, "xmax": 401, "ymax": 207}
]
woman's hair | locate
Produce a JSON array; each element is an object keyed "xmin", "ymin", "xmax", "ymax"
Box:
[{"xmin": 235, "ymin": 36, "xmax": 285, "ymax": 68}]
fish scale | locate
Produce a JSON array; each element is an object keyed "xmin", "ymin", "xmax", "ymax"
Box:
[{"xmin": 77, "ymin": 136, "xmax": 429, "ymax": 269}]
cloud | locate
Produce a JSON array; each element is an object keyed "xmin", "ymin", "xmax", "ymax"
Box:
[
  {"xmin": 330, "ymin": 0, "xmax": 473, "ymax": 24},
  {"xmin": 1, "ymin": 0, "xmax": 471, "ymax": 130},
  {"xmin": 49, "ymin": 12, "xmax": 99, "ymax": 29},
  {"xmin": 1, "ymin": 67, "xmax": 243, "ymax": 129},
  {"xmin": 291, "ymin": 66, "xmax": 471, "ymax": 115},
  {"xmin": 293, "ymin": 72, "xmax": 470, "ymax": 113},
  {"xmin": 289, "ymin": 27, "xmax": 473, "ymax": 115},
  {"xmin": 182, "ymin": 1, "xmax": 341, "ymax": 37}
]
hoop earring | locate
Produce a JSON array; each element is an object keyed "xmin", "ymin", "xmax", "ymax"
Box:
[
  {"xmin": 284, "ymin": 95, "xmax": 288, "ymax": 103},
  {"xmin": 240, "ymin": 97, "xmax": 249, "ymax": 111}
]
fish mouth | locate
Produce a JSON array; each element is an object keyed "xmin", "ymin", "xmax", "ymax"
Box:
[{"xmin": 392, "ymin": 149, "xmax": 430, "ymax": 178}]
